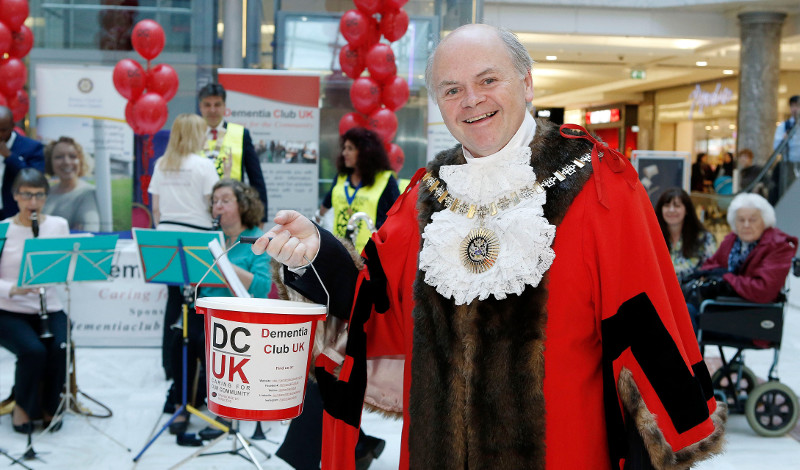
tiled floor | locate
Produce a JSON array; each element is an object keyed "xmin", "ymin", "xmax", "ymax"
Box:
[{"xmin": 1, "ymin": 274, "xmax": 798, "ymax": 469}]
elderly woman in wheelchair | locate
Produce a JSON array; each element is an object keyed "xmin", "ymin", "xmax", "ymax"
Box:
[{"xmin": 688, "ymin": 193, "xmax": 799, "ymax": 437}]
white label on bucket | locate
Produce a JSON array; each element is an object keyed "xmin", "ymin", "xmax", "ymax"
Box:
[{"xmin": 208, "ymin": 317, "xmax": 313, "ymax": 411}]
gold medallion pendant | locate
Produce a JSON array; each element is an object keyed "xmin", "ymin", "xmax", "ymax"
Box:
[{"xmin": 460, "ymin": 227, "xmax": 500, "ymax": 273}]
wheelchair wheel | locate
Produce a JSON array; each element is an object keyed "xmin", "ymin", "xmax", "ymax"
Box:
[
  {"xmin": 711, "ymin": 365, "xmax": 757, "ymax": 408},
  {"xmin": 745, "ymin": 382, "xmax": 800, "ymax": 437}
]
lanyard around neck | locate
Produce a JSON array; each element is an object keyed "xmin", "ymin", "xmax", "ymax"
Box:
[{"xmin": 344, "ymin": 176, "xmax": 362, "ymax": 205}]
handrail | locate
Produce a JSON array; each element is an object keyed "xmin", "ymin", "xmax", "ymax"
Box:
[{"xmin": 740, "ymin": 119, "xmax": 798, "ymax": 196}]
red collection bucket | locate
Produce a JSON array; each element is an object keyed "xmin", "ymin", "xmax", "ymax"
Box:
[{"xmin": 195, "ymin": 297, "xmax": 326, "ymax": 421}]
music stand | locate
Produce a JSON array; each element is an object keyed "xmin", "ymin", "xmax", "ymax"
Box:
[
  {"xmin": 12, "ymin": 234, "xmax": 120, "ymax": 462},
  {"xmin": 131, "ymin": 229, "xmax": 270, "ymax": 469}
]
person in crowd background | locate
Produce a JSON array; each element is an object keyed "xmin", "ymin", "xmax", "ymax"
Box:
[
  {"xmin": 0, "ymin": 169, "xmax": 69, "ymax": 434},
  {"xmin": 713, "ymin": 151, "xmax": 735, "ymax": 194},
  {"xmin": 0, "ymin": 106, "xmax": 45, "ymax": 220},
  {"xmin": 255, "ymin": 24, "xmax": 724, "ymax": 470},
  {"xmin": 718, "ymin": 151, "xmax": 734, "ymax": 177},
  {"xmin": 198, "ymin": 83, "xmax": 269, "ymax": 220},
  {"xmin": 163, "ymin": 179, "xmax": 271, "ymax": 435},
  {"xmin": 699, "ymin": 193, "xmax": 797, "ymax": 304},
  {"xmin": 317, "ymin": 127, "xmax": 400, "ymax": 253},
  {"xmin": 42, "ymin": 136, "xmax": 100, "ymax": 232},
  {"xmin": 148, "ymin": 113, "xmax": 220, "ymax": 380},
  {"xmin": 772, "ymin": 94, "xmax": 800, "ymax": 184},
  {"xmin": 655, "ymin": 187, "xmax": 717, "ymax": 284},
  {"xmin": 691, "ymin": 152, "xmax": 713, "ymax": 192},
  {"xmin": 737, "ymin": 148, "xmax": 763, "ymax": 192}
]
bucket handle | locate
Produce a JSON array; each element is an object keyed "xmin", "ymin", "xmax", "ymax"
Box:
[{"xmin": 194, "ymin": 239, "xmax": 330, "ymax": 314}]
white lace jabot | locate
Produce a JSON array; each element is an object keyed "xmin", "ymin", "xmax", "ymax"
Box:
[{"xmin": 419, "ymin": 113, "xmax": 557, "ymax": 305}]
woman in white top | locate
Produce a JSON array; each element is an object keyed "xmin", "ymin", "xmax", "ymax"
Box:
[
  {"xmin": 147, "ymin": 113, "xmax": 221, "ymax": 382},
  {"xmin": 148, "ymin": 113, "xmax": 220, "ymax": 231},
  {"xmin": 0, "ymin": 169, "xmax": 70, "ymax": 434}
]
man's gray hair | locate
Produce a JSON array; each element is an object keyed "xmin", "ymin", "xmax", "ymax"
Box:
[
  {"xmin": 424, "ymin": 25, "xmax": 533, "ymax": 93},
  {"xmin": 726, "ymin": 192, "xmax": 776, "ymax": 231}
]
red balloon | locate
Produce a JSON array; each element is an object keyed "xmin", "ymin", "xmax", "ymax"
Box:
[
  {"xmin": 0, "ymin": 23, "xmax": 11, "ymax": 56},
  {"xmin": 339, "ymin": 112, "xmax": 368, "ymax": 136},
  {"xmin": 146, "ymin": 63, "xmax": 179, "ymax": 101},
  {"xmin": 0, "ymin": 0, "xmax": 29, "ymax": 32},
  {"xmin": 125, "ymin": 100, "xmax": 145, "ymax": 134},
  {"xmin": 0, "ymin": 58, "xmax": 27, "ymax": 97},
  {"xmin": 340, "ymin": 9, "xmax": 370, "ymax": 48},
  {"xmin": 354, "ymin": 0, "xmax": 383, "ymax": 15},
  {"xmin": 9, "ymin": 24, "xmax": 33, "ymax": 58},
  {"xmin": 363, "ymin": 18, "xmax": 380, "ymax": 49},
  {"xmin": 367, "ymin": 107, "xmax": 398, "ymax": 143},
  {"xmin": 380, "ymin": 9, "xmax": 409, "ymax": 42},
  {"xmin": 381, "ymin": 76, "xmax": 409, "ymax": 111},
  {"xmin": 386, "ymin": 143, "xmax": 405, "ymax": 173},
  {"xmin": 384, "ymin": 0, "xmax": 408, "ymax": 9},
  {"xmin": 366, "ymin": 43, "xmax": 396, "ymax": 83},
  {"xmin": 113, "ymin": 58, "xmax": 146, "ymax": 101},
  {"xmin": 132, "ymin": 92, "xmax": 168, "ymax": 135},
  {"xmin": 350, "ymin": 77, "xmax": 382, "ymax": 115},
  {"xmin": 7, "ymin": 89, "xmax": 29, "ymax": 122},
  {"xmin": 339, "ymin": 44, "xmax": 365, "ymax": 79},
  {"xmin": 131, "ymin": 19, "xmax": 165, "ymax": 60}
]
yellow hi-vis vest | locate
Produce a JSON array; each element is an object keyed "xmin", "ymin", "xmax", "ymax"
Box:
[
  {"xmin": 204, "ymin": 123, "xmax": 244, "ymax": 180},
  {"xmin": 330, "ymin": 170, "xmax": 393, "ymax": 253}
]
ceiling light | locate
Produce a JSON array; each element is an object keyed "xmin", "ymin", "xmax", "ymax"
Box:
[
  {"xmin": 729, "ymin": 124, "xmax": 736, "ymax": 129},
  {"xmin": 705, "ymin": 126, "xmax": 712, "ymax": 131},
  {"xmin": 546, "ymin": 55, "xmax": 557, "ymax": 61},
  {"xmin": 696, "ymin": 61, "xmax": 708, "ymax": 67},
  {"xmin": 722, "ymin": 69, "xmax": 734, "ymax": 75}
]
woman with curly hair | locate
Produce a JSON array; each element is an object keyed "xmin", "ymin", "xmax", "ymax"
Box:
[
  {"xmin": 42, "ymin": 136, "xmax": 100, "ymax": 231},
  {"xmin": 318, "ymin": 127, "xmax": 399, "ymax": 252}
]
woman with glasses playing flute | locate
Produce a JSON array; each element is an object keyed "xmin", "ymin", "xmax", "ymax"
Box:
[{"xmin": 0, "ymin": 168, "xmax": 69, "ymax": 434}]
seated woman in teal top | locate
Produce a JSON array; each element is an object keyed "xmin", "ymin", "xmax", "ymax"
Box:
[{"xmin": 164, "ymin": 179, "xmax": 270, "ymax": 434}]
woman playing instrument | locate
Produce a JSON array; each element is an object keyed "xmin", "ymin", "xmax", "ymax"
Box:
[
  {"xmin": 0, "ymin": 168, "xmax": 70, "ymax": 434},
  {"xmin": 164, "ymin": 179, "xmax": 271, "ymax": 434}
]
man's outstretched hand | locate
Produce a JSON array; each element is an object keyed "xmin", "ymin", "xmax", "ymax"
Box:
[{"xmin": 252, "ymin": 210, "xmax": 320, "ymax": 268}]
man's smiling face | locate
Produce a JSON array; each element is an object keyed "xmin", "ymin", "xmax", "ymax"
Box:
[{"xmin": 432, "ymin": 25, "xmax": 534, "ymax": 158}]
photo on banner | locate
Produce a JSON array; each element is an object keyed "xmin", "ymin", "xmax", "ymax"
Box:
[
  {"xmin": 34, "ymin": 64, "xmax": 134, "ymax": 232},
  {"xmin": 218, "ymin": 69, "xmax": 321, "ymax": 221}
]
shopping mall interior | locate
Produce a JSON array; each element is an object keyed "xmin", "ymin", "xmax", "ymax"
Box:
[{"xmin": 1, "ymin": 1, "xmax": 800, "ymax": 469}]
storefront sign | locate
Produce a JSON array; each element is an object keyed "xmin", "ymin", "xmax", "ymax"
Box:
[
  {"xmin": 585, "ymin": 108, "xmax": 620, "ymax": 125},
  {"xmin": 688, "ymin": 82, "xmax": 733, "ymax": 119}
]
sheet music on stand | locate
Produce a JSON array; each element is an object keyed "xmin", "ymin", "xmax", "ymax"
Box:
[
  {"xmin": 18, "ymin": 235, "xmax": 118, "ymax": 287},
  {"xmin": 207, "ymin": 239, "xmax": 251, "ymax": 298}
]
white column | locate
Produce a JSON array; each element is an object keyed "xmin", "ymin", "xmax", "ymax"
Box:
[{"xmin": 222, "ymin": 0, "xmax": 243, "ymax": 69}]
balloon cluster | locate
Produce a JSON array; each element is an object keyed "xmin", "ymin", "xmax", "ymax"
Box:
[
  {"xmin": 112, "ymin": 19, "xmax": 178, "ymax": 135},
  {"xmin": 338, "ymin": 0, "xmax": 409, "ymax": 172},
  {"xmin": 0, "ymin": 0, "xmax": 33, "ymax": 122}
]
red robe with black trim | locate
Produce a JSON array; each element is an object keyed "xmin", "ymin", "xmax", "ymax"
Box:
[{"xmin": 311, "ymin": 120, "xmax": 724, "ymax": 470}]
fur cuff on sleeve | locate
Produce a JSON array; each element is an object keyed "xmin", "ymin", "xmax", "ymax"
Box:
[{"xmin": 618, "ymin": 367, "xmax": 727, "ymax": 470}]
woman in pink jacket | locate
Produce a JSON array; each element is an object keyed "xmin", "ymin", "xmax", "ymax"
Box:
[{"xmin": 701, "ymin": 193, "xmax": 797, "ymax": 303}]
